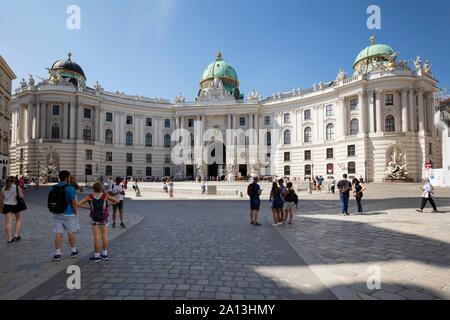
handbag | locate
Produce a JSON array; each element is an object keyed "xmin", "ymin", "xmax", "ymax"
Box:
[{"xmin": 16, "ymin": 185, "xmax": 27, "ymax": 211}]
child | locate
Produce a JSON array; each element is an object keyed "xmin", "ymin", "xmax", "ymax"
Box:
[{"xmin": 78, "ymin": 182, "xmax": 119, "ymax": 262}]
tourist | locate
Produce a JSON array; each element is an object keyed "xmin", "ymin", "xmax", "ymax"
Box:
[
  {"xmin": 337, "ymin": 174, "xmax": 352, "ymax": 215},
  {"xmin": 416, "ymin": 178, "xmax": 438, "ymax": 213},
  {"xmin": 77, "ymin": 182, "xmax": 119, "ymax": 262},
  {"xmin": 201, "ymin": 181, "xmax": 206, "ymax": 195},
  {"xmin": 163, "ymin": 180, "xmax": 168, "ymax": 193},
  {"xmin": 168, "ymin": 180, "xmax": 174, "ymax": 198},
  {"xmin": 330, "ymin": 177, "xmax": 336, "ymax": 194},
  {"xmin": 0, "ymin": 176, "xmax": 25, "ymax": 243},
  {"xmin": 247, "ymin": 176, "xmax": 262, "ymax": 226},
  {"xmin": 283, "ymin": 182, "xmax": 298, "ymax": 224},
  {"xmin": 352, "ymin": 178, "xmax": 366, "ymax": 214},
  {"xmin": 269, "ymin": 182, "xmax": 283, "ymax": 226},
  {"xmin": 48, "ymin": 170, "xmax": 79, "ymax": 261},
  {"xmin": 133, "ymin": 179, "xmax": 142, "ymax": 197},
  {"xmin": 278, "ymin": 179, "xmax": 287, "ymax": 223},
  {"xmin": 110, "ymin": 177, "xmax": 126, "ymax": 228}
]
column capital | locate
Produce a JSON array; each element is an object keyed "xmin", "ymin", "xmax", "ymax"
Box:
[
  {"xmin": 401, "ymin": 87, "xmax": 410, "ymax": 94},
  {"xmin": 415, "ymin": 87, "xmax": 425, "ymax": 94}
]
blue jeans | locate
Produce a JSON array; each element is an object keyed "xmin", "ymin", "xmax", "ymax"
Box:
[{"xmin": 339, "ymin": 193, "xmax": 349, "ymax": 214}]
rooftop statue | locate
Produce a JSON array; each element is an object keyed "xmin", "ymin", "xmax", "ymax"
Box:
[{"xmin": 414, "ymin": 56, "xmax": 423, "ymax": 70}]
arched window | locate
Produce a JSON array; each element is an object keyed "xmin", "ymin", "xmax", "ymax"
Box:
[
  {"xmin": 326, "ymin": 123, "xmax": 335, "ymax": 140},
  {"xmin": 83, "ymin": 127, "xmax": 92, "ymax": 141},
  {"xmin": 266, "ymin": 132, "xmax": 272, "ymax": 146},
  {"xmin": 164, "ymin": 134, "xmax": 171, "ymax": 148},
  {"xmin": 348, "ymin": 161, "xmax": 356, "ymax": 174},
  {"xmin": 304, "ymin": 127, "xmax": 312, "ymax": 143},
  {"xmin": 385, "ymin": 114, "xmax": 395, "ymax": 132},
  {"xmin": 145, "ymin": 133, "xmax": 153, "ymax": 147},
  {"xmin": 284, "ymin": 130, "xmax": 291, "ymax": 145},
  {"xmin": 105, "ymin": 129, "xmax": 113, "ymax": 145},
  {"xmin": 126, "ymin": 131, "xmax": 133, "ymax": 146},
  {"xmin": 350, "ymin": 119, "xmax": 359, "ymax": 135},
  {"xmin": 51, "ymin": 124, "xmax": 60, "ymax": 139}
]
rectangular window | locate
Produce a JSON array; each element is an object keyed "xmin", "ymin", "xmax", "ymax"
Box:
[
  {"xmin": 85, "ymin": 149, "xmax": 93, "ymax": 160},
  {"xmin": 20, "ymin": 148, "xmax": 24, "ymax": 160},
  {"xmin": 126, "ymin": 166, "xmax": 133, "ymax": 177},
  {"xmin": 284, "ymin": 165, "xmax": 291, "ymax": 176},
  {"xmin": 348, "ymin": 162, "xmax": 356, "ymax": 174},
  {"xmin": 164, "ymin": 119, "xmax": 171, "ymax": 128},
  {"xmin": 106, "ymin": 152, "xmax": 112, "ymax": 162},
  {"xmin": 188, "ymin": 118, "xmax": 194, "ymax": 128},
  {"xmin": 126, "ymin": 115, "xmax": 133, "ymax": 125},
  {"xmin": 85, "ymin": 165, "xmax": 93, "ymax": 176},
  {"xmin": 326, "ymin": 148, "xmax": 334, "ymax": 159},
  {"xmin": 164, "ymin": 167, "xmax": 171, "ymax": 177},
  {"xmin": 126, "ymin": 153, "xmax": 133, "ymax": 163},
  {"xmin": 239, "ymin": 116, "xmax": 246, "ymax": 126},
  {"xmin": 284, "ymin": 113, "xmax": 291, "ymax": 124},
  {"xmin": 146, "ymin": 117, "xmax": 152, "ymax": 127},
  {"xmin": 146, "ymin": 154, "xmax": 152, "ymax": 163},
  {"xmin": 385, "ymin": 94, "xmax": 394, "ymax": 106},
  {"xmin": 304, "ymin": 165, "xmax": 312, "ymax": 176},
  {"xmin": 52, "ymin": 105, "xmax": 60, "ymax": 116},
  {"xmin": 84, "ymin": 108, "xmax": 91, "ymax": 119},
  {"xmin": 105, "ymin": 166, "xmax": 112, "ymax": 176},
  {"xmin": 146, "ymin": 167, "xmax": 152, "ymax": 177},
  {"xmin": 304, "ymin": 109, "xmax": 311, "ymax": 121},
  {"xmin": 106, "ymin": 112, "xmax": 113, "ymax": 122},
  {"xmin": 347, "ymin": 145, "xmax": 356, "ymax": 157},
  {"xmin": 304, "ymin": 150, "xmax": 311, "ymax": 160},
  {"xmin": 350, "ymin": 98, "xmax": 358, "ymax": 111},
  {"xmin": 429, "ymin": 143, "xmax": 432, "ymax": 155},
  {"xmin": 325, "ymin": 104, "xmax": 334, "ymax": 116},
  {"xmin": 284, "ymin": 152, "xmax": 291, "ymax": 162},
  {"xmin": 164, "ymin": 154, "xmax": 171, "ymax": 163},
  {"xmin": 264, "ymin": 116, "xmax": 270, "ymax": 125}
]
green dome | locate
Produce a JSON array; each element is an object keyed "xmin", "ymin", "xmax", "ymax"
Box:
[
  {"xmin": 201, "ymin": 52, "xmax": 238, "ymax": 82},
  {"xmin": 353, "ymin": 37, "xmax": 394, "ymax": 67}
]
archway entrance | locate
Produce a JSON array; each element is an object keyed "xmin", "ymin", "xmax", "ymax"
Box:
[{"xmin": 207, "ymin": 143, "xmax": 226, "ymax": 180}]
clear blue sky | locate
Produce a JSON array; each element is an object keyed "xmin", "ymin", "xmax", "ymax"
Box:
[{"xmin": 1, "ymin": 0, "xmax": 449, "ymax": 100}]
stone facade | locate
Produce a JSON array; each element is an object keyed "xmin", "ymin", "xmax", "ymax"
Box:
[
  {"xmin": 0, "ymin": 55, "xmax": 16, "ymax": 179},
  {"xmin": 8, "ymin": 40, "xmax": 442, "ymax": 182}
]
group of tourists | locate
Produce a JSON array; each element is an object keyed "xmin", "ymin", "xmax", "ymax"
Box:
[
  {"xmin": 246, "ymin": 174, "xmax": 440, "ymax": 224},
  {"xmin": 162, "ymin": 179, "xmax": 174, "ymax": 198}
]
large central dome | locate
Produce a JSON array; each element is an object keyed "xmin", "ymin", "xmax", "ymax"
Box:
[{"xmin": 199, "ymin": 52, "xmax": 241, "ymax": 99}]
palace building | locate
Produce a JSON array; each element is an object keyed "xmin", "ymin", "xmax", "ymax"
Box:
[{"xmin": 9, "ymin": 37, "xmax": 441, "ymax": 182}]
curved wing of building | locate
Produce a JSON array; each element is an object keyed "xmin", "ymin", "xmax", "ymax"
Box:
[{"xmin": 9, "ymin": 38, "xmax": 441, "ymax": 182}]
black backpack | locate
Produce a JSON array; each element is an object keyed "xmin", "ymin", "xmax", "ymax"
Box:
[{"xmin": 48, "ymin": 185, "xmax": 69, "ymax": 214}]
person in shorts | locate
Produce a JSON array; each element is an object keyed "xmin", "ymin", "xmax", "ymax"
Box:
[
  {"xmin": 110, "ymin": 177, "xmax": 126, "ymax": 228},
  {"xmin": 78, "ymin": 182, "xmax": 119, "ymax": 262},
  {"xmin": 247, "ymin": 177, "xmax": 262, "ymax": 226},
  {"xmin": 0, "ymin": 176, "xmax": 25, "ymax": 243},
  {"xmin": 283, "ymin": 182, "xmax": 298, "ymax": 224},
  {"xmin": 52, "ymin": 170, "xmax": 79, "ymax": 261}
]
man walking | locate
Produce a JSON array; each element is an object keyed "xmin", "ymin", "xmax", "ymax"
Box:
[
  {"xmin": 337, "ymin": 174, "xmax": 352, "ymax": 215},
  {"xmin": 48, "ymin": 170, "xmax": 79, "ymax": 261},
  {"xmin": 247, "ymin": 176, "xmax": 262, "ymax": 226},
  {"xmin": 111, "ymin": 177, "xmax": 126, "ymax": 228}
]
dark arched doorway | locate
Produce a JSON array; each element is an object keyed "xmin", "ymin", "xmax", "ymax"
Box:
[{"xmin": 207, "ymin": 143, "xmax": 226, "ymax": 180}]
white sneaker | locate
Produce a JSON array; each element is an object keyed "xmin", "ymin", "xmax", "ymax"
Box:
[
  {"xmin": 277, "ymin": 223, "xmax": 283, "ymax": 226},
  {"xmin": 272, "ymin": 223, "xmax": 278, "ymax": 226}
]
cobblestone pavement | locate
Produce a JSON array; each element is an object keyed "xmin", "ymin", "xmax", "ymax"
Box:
[
  {"xmin": 0, "ymin": 188, "xmax": 142, "ymax": 300},
  {"xmin": 271, "ymin": 188, "xmax": 450, "ymax": 300}
]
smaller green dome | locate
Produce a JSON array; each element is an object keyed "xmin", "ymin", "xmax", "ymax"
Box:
[
  {"xmin": 353, "ymin": 36, "xmax": 394, "ymax": 67},
  {"xmin": 201, "ymin": 52, "xmax": 238, "ymax": 82}
]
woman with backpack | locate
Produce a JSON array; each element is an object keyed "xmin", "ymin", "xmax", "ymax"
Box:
[
  {"xmin": 78, "ymin": 182, "xmax": 119, "ymax": 262},
  {"xmin": 0, "ymin": 176, "xmax": 25, "ymax": 243},
  {"xmin": 284, "ymin": 182, "xmax": 298, "ymax": 224},
  {"xmin": 269, "ymin": 182, "xmax": 283, "ymax": 226},
  {"xmin": 352, "ymin": 178, "xmax": 366, "ymax": 214}
]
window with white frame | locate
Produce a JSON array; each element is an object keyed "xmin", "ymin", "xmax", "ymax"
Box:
[
  {"xmin": 304, "ymin": 127, "xmax": 312, "ymax": 142},
  {"xmin": 350, "ymin": 119, "xmax": 359, "ymax": 135},
  {"xmin": 326, "ymin": 123, "xmax": 335, "ymax": 140},
  {"xmin": 350, "ymin": 98, "xmax": 358, "ymax": 111},
  {"xmin": 325, "ymin": 104, "xmax": 334, "ymax": 116}
]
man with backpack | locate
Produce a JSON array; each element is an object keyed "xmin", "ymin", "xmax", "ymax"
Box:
[
  {"xmin": 247, "ymin": 176, "xmax": 262, "ymax": 226},
  {"xmin": 48, "ymin": 170, "xmax": 79, "ymax": 261},
  {"xmin": 78, "ymin": 182, "xmax": 119, "ymax": 262},
  {"xmin": 337, "ymin": 174, "xmax": 352, "ymax": 215}
]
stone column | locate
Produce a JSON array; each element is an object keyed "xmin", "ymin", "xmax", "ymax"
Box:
[
  {"xmin": 376, "ymin": 90, "xmax": 384, "ymax": 133},
  {"xmin": 337, "ymin": 98, "xmax": 345, "ymax": 138},
  {"xmin": 77, "ymin": 104, "xmax": 84, "ymax": 140},
  {"xmin": 119, "ymin": 113, "xmax": 125, "ymax": 144},
  {"xmin": 98, "ymin": 108, "xmax": 104, "ymax": 143},
  {"xmin": 367, "ymin": 90, "xmax": 375, "ymax": 133},
  {"xmin": 401, "ymin": 88, "xmax": 409, "ymax": 132},
  {"xmin": 417, "ymin": 88, "xmax": 425, "ymax": 132},
  {"xmin": 409, "ymin": 89, "xmax": 416, "ymax": 132},
  {"xmin": 40, "ymin": 103, "xmax": 47, "ymax": 138},
  {"xmin": 315, "ymin": 105, "xmax": 321, "ymax": 141},
  {"xmin": 425, "ymin": 92, "xmax": 433, "ymax": 134},
  {"xmin": 359, "ymin": 91, "xmax": 367, "ymax": 134},
  {"xmin": 63, "ymin": 102, "xmax": 69, "ymax": 139},
  {"xmin": 69, "ymin": 103, "xmax": 75, "ymax": 139},
  {"xmin": 254, "ymin": 113, "xmax": 259, "ymax": 145},
  {"xmin": 35, "ymin": 102, "xmax": 41, "ymax": 139}
]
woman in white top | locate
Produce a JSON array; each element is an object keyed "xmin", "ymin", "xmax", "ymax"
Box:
[{"xmin": 0, "ymin": 177, "xmax": 24, "ymax": 243}]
